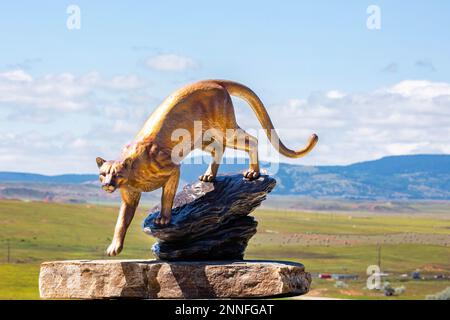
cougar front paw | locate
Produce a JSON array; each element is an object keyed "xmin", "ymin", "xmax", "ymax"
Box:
[
  {"xmin": 199, "ymin": 174, "xmax": 215, "ymax": 182},
  {"xmin": 106, "ymin": 240, "xmax": 123, "ymax": 257},
  {"xmin": 155, "ymin": 213, "xmax": 171, "ymax": 226},
  {"xmin": 244, "ymin": 170, "xmax": 260, "ymax": 180}
]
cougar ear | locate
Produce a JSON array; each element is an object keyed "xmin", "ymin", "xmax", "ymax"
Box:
[
  {"xmin": 96, "ymin": 157, "xmax": 106, "ymax": 168},
  {"xmin": 122, "ymin": 157, "xmax": 133, "ymax": 170}
]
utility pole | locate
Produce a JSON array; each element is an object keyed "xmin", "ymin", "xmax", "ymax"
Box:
[
  {"xmin": 7, "ymin": 239, "xmax": 10, "ymax": 264},
  {"xmin": 377, "ymin": 244, "xmax": 381, "ymax": 271}
]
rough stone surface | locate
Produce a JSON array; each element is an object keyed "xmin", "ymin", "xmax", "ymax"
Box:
[
  {"xmin": 39, "ymin": 260, "xmax": 311, "ymax": 299},
  {"xmin": 143, "ymin": 174, "xmax": 276, "ymax": 261}
]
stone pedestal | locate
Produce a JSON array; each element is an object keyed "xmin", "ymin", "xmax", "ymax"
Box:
[{"xmin": 39, "ymin": 260, "xmax": 311, "ymax": 299}]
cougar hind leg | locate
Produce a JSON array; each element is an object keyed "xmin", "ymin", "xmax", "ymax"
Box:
[
  {"xmin": 199, "ymin": 139, "xmax": 224, "ymax": 182},
  {"xmin": 226, "ymin": 127, "xmax": 260, "ymax": 180}
]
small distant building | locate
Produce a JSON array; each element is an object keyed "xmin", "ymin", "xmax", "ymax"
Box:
[{"xmin": 331, "ymin": 274, "xmax": 359, "ymax": 280}]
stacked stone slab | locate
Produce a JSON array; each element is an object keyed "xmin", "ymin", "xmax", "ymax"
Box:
[
  {"xmin": 39, "ymin": 260, "xmax": 311, "ymax": 299},
  {"xmin": 143, "ymin": 174, "xmax": 276, "ymax": 261}
]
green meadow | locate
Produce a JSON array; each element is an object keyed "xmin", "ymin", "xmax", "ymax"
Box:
[{"xmin": 0, "ymin": 199, "xmax": 449, "ymax": 300}]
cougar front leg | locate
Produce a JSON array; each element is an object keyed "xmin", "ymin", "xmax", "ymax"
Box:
[
  {"xmin": 155, "ymin": 166, "xmax": 180, "ymax": 226},
  {"xmin": 106, "ymin": 188, "xmax": 141, "ymax": 256}
]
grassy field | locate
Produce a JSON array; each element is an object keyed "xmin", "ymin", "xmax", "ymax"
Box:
[{"xmin": 0, "ymin": 199, "xmax": 449, "ymax": 300}]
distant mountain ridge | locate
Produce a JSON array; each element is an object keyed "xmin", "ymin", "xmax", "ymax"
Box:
[
  {"xmin": 0, "ymin": 172, "xmax": 96, "ymax": 184},
  {"xmin": 1, "ymin": 155, "xmax": 449, "ymax": 200}
]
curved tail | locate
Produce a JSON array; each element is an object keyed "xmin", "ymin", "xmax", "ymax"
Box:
[{"xmin": 215, "ymin": 80, "xmax": 318, "ymax": 158}]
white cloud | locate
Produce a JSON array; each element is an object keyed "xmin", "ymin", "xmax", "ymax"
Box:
[
  {"xmin": 146, "ymin": 54, "xmax": 197, "ymax": 72},
  {"xmin": 0, "ymin": 69, "xmax": 33, "ymax": 82},
  {"xmin": 385, "ymin": 142, "xmax": 430, "ymax": 155},
  {"xmin": 106, "ymin": 74, "xmax": 144, "ymax": 90},
  {"xmin": 0, "ymin": 69, "xmax": 155, "ymax": 173},
  {"xmin": 387, "ymin": 80, "xmax": 450, "ymax": 99},
  {"xmin": 0, "ymin": 129, "xmax": 126, "ymax": 174},
  {"xmin": 326, "ymin": 90, "xmax": 346, "ymax": 99},
  {"xmin": 71, "ymin": 138, "xmax": 92, "ymax": 149},
  {"xmin": 0, "ymin": 70, "xmax": 147, "ymax": 114}
]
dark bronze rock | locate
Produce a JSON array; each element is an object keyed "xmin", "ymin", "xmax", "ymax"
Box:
[{"xmin": 142, "ymin": 174, "xmax": 276, "ymax": 261}]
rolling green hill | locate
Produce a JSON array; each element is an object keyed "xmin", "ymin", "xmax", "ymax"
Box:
[
  {"xmin": 1, "ymin": 154, "xmax": 450, "ymax": 200},
  {"xmin": 0, "ymin": 200, "xmax": 448, "ymax": 299}
]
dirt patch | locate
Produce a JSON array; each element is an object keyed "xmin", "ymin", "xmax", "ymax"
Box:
[
  {"xmin": 340, "ymin": 289, "xmax": 363, "ymax": 296},
  {"xmin": 306, "ymin": 288, "xmax": 328, "ymax": 296},
  {"xmin": 421, "ymin": 264, "xmax": 448, "ymax": 273}
]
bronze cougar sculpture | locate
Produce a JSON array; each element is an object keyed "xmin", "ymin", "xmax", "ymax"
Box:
[{"xmin": 96, "ymin": 80, "xmax": 318, "ymax": 256}]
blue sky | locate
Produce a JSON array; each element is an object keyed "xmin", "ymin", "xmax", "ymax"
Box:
[{"xmin": 0, "ymin": 1, "xmax": 450, "ymax": 173}]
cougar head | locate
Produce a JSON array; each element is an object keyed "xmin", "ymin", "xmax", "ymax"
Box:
[{"xmin": 96, "ymin": 157, "xmax": 133, "ymax": 193}]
